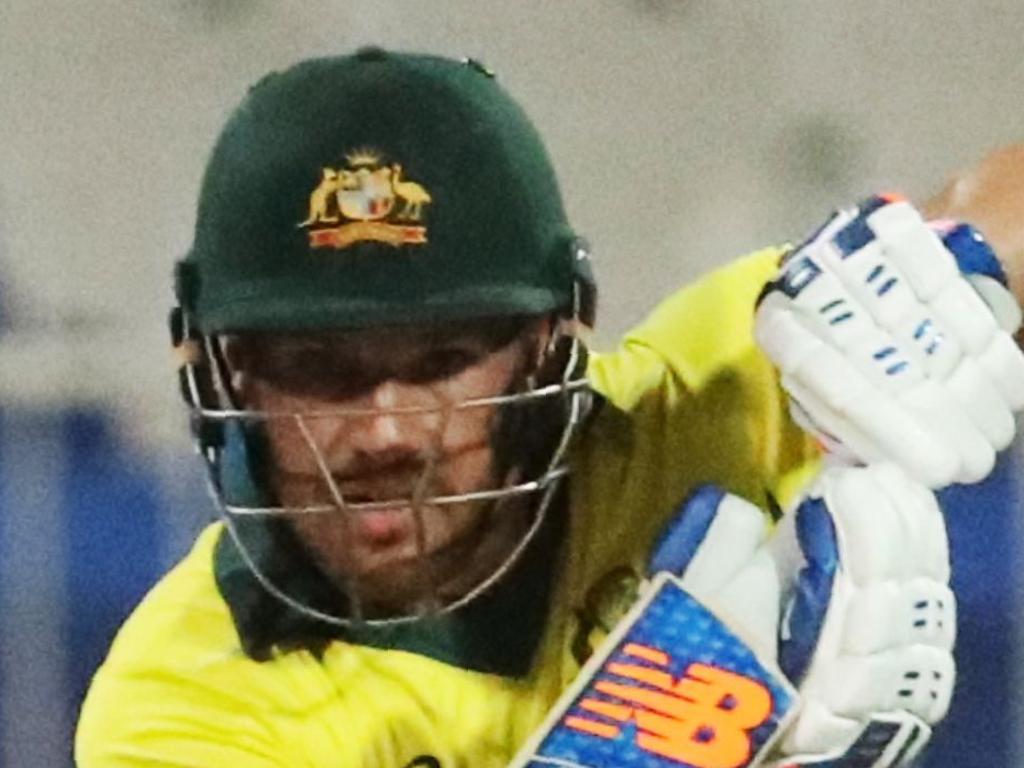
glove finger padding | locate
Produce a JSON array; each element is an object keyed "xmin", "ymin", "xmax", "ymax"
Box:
[
  {"xmin": 775, "ymin": 463, "xmax": 955, "ymax": 762},
  {"xmin": 755, "ymin": 196, "xmax": 1024, "ymax": 488},
  {"xmin": 648, "ymin": 485, "xmax": 781, "ymax": 659}
]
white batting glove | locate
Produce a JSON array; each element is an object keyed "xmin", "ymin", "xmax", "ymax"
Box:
[
  {"xmin": 768, "ymin": 463, "xmax": 954, "ymax": 767},
  {"xmin": 755, "ymin": 194, "xmax": 1024, "ymax": 488}
]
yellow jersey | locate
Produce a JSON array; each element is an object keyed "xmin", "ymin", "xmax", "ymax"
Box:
[{"xmin": 76, "ymin": 248, "xmax": 819, "ymax": 768}]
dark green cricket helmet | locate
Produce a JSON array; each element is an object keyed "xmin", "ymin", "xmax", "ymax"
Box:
[{"xmin": 177, "ymin": 47, "xmax": 594, "ymax": 332}]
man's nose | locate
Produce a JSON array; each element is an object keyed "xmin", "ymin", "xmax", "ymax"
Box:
[{"xmin": 336, "ymin": 379, "xmax": 441, "ymax": 456}]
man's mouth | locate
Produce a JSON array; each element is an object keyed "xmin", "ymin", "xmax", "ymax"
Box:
[
  {"xmin": 361, "ymin": 503, "xmax": 492, "ymax": 570},
  {"xmin": 336, "ymin": 481, "xmax": 448, "ymax": 548},
  {"xmin": 276, "ymin": 469, "xmax": 491, "ymax": 558},
  {"xmin": 337, "ymin": 482, "xmax": 434, "ymax": 507},
  {"xmin": 350, "ymin": 507, "xmax": 413, "ymax": 546}
]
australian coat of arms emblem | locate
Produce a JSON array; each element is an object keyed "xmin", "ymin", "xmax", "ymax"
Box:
[{"xmin": 299, "ymin": 149, "xmax": 432, "ymax": 249}]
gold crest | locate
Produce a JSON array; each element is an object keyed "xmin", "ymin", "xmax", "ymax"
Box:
[{"xmin": 298, "ymin": 149, "xmax": 432, "ymax": 249}]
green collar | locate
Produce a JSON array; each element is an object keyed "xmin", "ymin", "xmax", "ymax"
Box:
[{"xmin": 213, "ymin": 487, "xmax": 567, "ymax": 678}]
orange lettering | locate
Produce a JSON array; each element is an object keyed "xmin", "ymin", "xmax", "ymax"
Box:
[{"xmin": 566, "ymin": 647, "xmax": 772, "ymax": 768}]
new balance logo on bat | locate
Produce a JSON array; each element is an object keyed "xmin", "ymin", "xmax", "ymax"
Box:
[{"xmin": 564, "ymin": 643, "xmax": 772, "ymax": 768}]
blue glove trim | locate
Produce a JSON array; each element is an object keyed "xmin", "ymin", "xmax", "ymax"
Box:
[
  {"xmin": 775, "ymin": 255, "xmax": 824, "ymax": 299},
  {"xmin": 646, "ymin": 484, "xmax": 725, "ymax": 578},
  {"xmin": 938, "ymin": 221, "xmax": 1009, "ymax": 287},
  {"xmin": 833, "ymin": 214, "xmax": 875, "ymax": 258},
  {"xmin": 779, "ymin": 497, "xmax": 838, "ymax": 685},
  {"xmin": 832, "ymin": 194, "xmax": 898, "ymax": 258}
]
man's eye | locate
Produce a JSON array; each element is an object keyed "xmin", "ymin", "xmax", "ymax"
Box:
[
  {"xmin": 411, "ymin": 348, "xmax": 479, "ymax": 381},
  {"xmin": 249, "ymin": 354, "xmax": 369, "ymax": 396},
  {"xmin": 261, "ymin": 348, "xmax": 326, "ymax": 374}
]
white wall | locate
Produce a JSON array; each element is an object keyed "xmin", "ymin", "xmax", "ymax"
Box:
[{"xmin": 3, "ymin": 0, "xmax": 1024, "ymax": 447}]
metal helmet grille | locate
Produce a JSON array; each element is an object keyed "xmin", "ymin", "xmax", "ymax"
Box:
[{"xmin": 185, "ymin": 328, "xmax": 591, "ymax": 627}]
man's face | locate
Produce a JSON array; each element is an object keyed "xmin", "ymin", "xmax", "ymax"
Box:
[{"xmin": 226, "ymin": 317, "xmax": 546, "ymax": 614}]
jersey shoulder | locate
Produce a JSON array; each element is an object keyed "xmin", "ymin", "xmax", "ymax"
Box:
[
  {"xmin": 588, "ymin": 246, "xmax": 785, "ymax": 409},
  {"xmin": 98, "ymin": 522, "xmax": 237, "ymax": 668}
]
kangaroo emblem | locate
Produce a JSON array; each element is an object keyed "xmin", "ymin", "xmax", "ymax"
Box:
[{"xmin": 298, "ymin": 168, "xmax": 344, "ymax": 226}]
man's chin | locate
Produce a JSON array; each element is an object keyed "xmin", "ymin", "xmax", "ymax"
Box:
[
  {"xmin": 352, "ymin": 508, "xmax": 490, "ymax": 579},
  {"xmin": 288, "ymin": 494, "xmax": 532, "ymax": 615},
  {"xmin": 341, "ymin": 507, "xmax": 515, "ymax": 612}
]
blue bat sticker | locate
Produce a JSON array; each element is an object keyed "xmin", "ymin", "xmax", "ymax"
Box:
[{"xmin": 511, "ymin": 573, "xmax": 798, "ymax": 768}]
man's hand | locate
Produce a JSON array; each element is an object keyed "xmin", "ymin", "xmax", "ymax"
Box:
[
  {"xmin": 755, "ymin": 195, "xmax": 1024, "ymax": 488},
  {"xmin": 769, "ymin": 463, "xmax": 954, "ymax": 766}
]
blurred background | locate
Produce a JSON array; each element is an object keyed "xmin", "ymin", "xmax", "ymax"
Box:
[{"xmin": 2, "ymin": 1, "xmax": 1023, "ymax": 765}]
